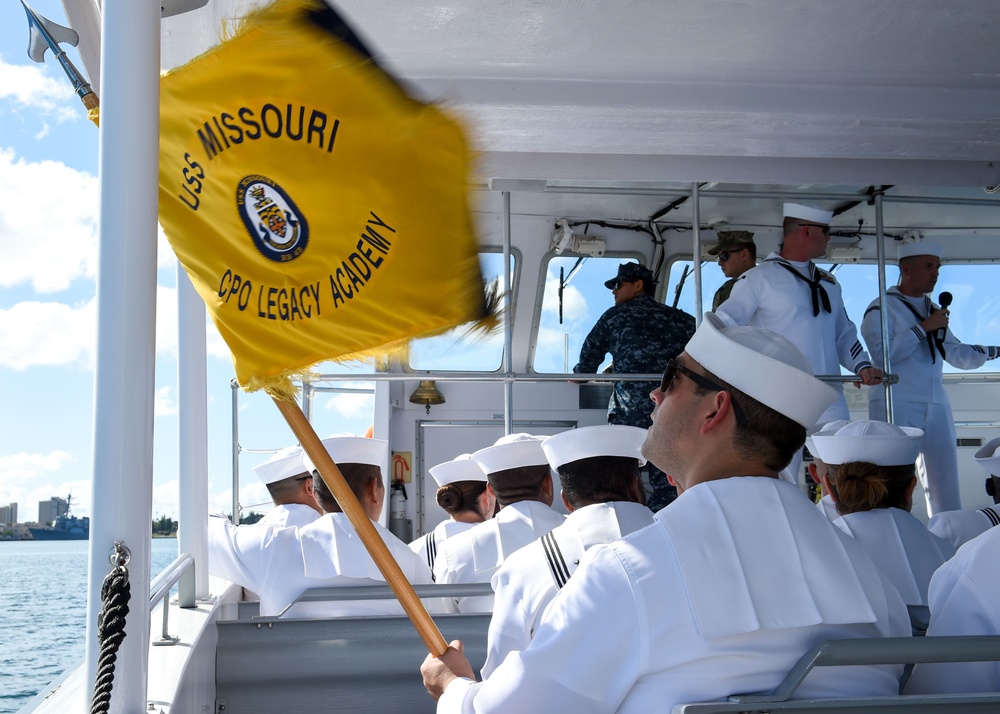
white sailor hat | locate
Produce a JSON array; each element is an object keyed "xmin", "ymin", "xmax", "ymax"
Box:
[
  {"xmin": 897, "ymin": 241, "xmax": 944, "ymax": 261},
  {"xmin": 974, "ymin": 437, "xmax": 1000, "ymax": 475},
  {"xmin": 301, "ymin": 435, "xmax": 388, "ymax": 473},
  {"xmin": 253, "ymin": 445, "xmax": 309, "ymax": 485},
  {"xmin": 542, "ymin": 425, "xmax": 647, "ymax": 470},
  {"xmin": 784, "ymin": 202, "xmax": 834, "ymax": 225},
  {"xmin": 804, "ymin": 420, "xmax": 852, "ymax": 458},
  {"xmin": 429, "ymin": 454, "xmax": 488, "ymax": 487},
  {"xmin": 686, "ymin": 313, "xmax": 839, "ymax": 429},
  {"xmin": 810, "ymin": 420, "xmax": 923, "ymax": 466},
  {"xmin": 472, "ymin": 433, "xmax": 549, "ymax": 475}
]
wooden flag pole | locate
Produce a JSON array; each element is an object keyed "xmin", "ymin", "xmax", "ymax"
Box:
[{"xmin": 272, "ymin": 396, "xmax": 449, "ymax": 656}]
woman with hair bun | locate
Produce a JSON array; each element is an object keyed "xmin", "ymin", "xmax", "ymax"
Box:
[
  {"xmin": 409, "ymin": 454, "xmax": 496, "ymax": 574},
  {"xmin": 812, "ymin": 420, "xmax": 956, "ymax": 609}
]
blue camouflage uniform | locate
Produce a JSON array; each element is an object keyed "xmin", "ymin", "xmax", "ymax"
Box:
[{"xmin": 574, "ymin": 272, "xmax": 696, "ymax": 510}]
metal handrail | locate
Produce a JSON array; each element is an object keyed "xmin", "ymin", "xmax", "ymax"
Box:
[
  {"xmin": 149, "ymin": 552, "xmax": 196, "ymax": 646},
  {"xmin": 731, "ymin": 635, "xmax": 1000, "ymax": 704},
  {"xmin": 273, "ymin": 582, "xmax": 495, "ymax": 618},
  {"xmin": 298, "ymin": 371, "xmax": 900, "ymax": 385}
]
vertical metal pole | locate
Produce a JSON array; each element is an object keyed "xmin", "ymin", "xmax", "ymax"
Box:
[
  {"xmin": 177, "ymin": 268, "xmax": 209, "ymax": 598},
  {"xmin": 691, "ymin": 183, "xmax": 704, "ymax": 323},
  {"xmin": 231, "ymin": 379, "xmax": 241, "ymax": 524},
  {"xmin": 502, "ymin": 190, "xmax": 514, "ymax": 435},
  {"xmin": 301, "ymin": 380, "xmax": 313, "ymax": 422},
  {"xmin": 874, "ymin": 189, "xmax": 893, "ymax": 422},
  {"xmin": 84, "ymin": 0, "xmax": 159, "ymax": 709}
]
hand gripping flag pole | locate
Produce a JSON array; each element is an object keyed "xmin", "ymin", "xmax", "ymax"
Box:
[{"xmin": 158, "ymin": 0, "xmax": 492, "ymax": 656}]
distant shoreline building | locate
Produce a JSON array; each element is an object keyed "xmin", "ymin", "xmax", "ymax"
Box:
[
  {"xmin": 38, "ymin": 497, "xmax": 69, "ymax": 527},
  {"xmin": 0, "ymin": 502, "xmax": 17, "ymax": 526}
]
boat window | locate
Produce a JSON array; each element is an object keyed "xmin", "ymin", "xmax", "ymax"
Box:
[
  {"xmin": 667, "ymin": 259, "xmax": 1000, "ymax": 375},
  {"xmin": 407, "ymin": 251, "xmax": 513, "ymax": 372},
  {"xmin": 532, "ymin": 254, "xmax": 645, "ymax": 374}
]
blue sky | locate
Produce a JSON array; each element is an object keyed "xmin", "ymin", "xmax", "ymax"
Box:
[{"xmin": 0, "ymin": 1, "xmax": 374, "ymax": 524}]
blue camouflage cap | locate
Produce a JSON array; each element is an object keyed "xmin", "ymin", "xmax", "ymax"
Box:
[{"xmin": 604, "ymin": 262, "xmax": 655, "ymax": 290}]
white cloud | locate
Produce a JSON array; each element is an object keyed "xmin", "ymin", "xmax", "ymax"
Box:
[
  {"xmin": 0, "ymin": 56, "xmax": 79, "ymax": 121},
  {"xmin": 152, "ymin": 478, "xmax": 179, "ymax": 520},
  {"xmin": 0, "ymin": 450, "xmax": 80, "ymax": 522},
  {"xmin": 323, "ymin": 388, "xmax": 376, "ymax": 419},
  {"xmin": 0, "ymin": 298, "xmax": 96, "ymax": 369},
  {"xmin": 540, "ymin": 271, "xmax": 589, "ymax": 323},
  {"xmin": 154, "ymin": 386, "xmax": 178, "ymax": 416},
  {"xmin": 0, "ymin": 148, "xmax": 98, "ymax": 291}
]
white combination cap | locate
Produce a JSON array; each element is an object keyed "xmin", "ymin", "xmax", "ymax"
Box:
[
  {"xmin": 897, "ymin": 241, "xmax": 944, "ymax": 261},
  {"xmin": 429, "ymin": 454, "xmax": 488, "ymax": 487},
  {"xmin": 974, "ymin": 437, "xmax": 1000, "ymax": 476},
  {"xmin": 301, "ymin": 435, "xmax": 388, "ymax": 473},
  {"xmin": 810, "ymin": 420, "xmax": 923, "ymax": 466},
  {"xmin": 685, "ymin": 313, "xmax": 839, "ymax": 429},
  {"xmin": 805, "ymin": 419, "xmax": 852, "ymax": 458},
  {"xmin": 253, "ymin": 445, "xmax": 309, "ymax": 485},
  {"xmin": 784, "ymin": 202, "xmax": 834, "ymax": 225},
  {"xmin": 542, "ymin": 425, "xmax": 647, "ymax": 470},
  {"xmin": 472, "ymin": 433, "xmax": 549, "ymax": 475}
]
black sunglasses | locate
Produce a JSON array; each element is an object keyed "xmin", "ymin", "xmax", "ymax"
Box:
[
  {"xmin": 717, "ymin": 248, "xmax": 745, "ymax": 262},
  {"xmin": 799, "ymin": 222, "xmax": 831, "ymax": 236},
  {"xmin": 659, "ymin": 359, "xmax": 748, "ymax": 426}
]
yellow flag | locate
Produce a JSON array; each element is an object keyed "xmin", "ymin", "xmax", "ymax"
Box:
[{"xmin": 159, "ymin": 0, "xmax": 485, "ymax": 396}]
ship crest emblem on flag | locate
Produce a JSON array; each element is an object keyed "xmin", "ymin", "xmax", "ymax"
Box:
[{"xmin": 237, "ymin": 174, "xmax": 309, "ymax": 262}]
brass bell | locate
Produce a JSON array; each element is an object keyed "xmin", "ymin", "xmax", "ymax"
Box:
[{"xmin": 408, "ymin": 380, "xmax": 445, "ymax": 414}]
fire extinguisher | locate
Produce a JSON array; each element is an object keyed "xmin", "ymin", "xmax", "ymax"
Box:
[{"xmin": 388, "ymin": 478, "xmax": 411, "ymax": 541}]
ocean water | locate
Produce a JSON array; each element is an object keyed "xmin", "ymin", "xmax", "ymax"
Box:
[{"xmin": 0, "ymin": 538, "xmax": 178, "ymax": 714}]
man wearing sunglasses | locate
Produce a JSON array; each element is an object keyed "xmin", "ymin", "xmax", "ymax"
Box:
[
  {"xmin": 716, "ymin": 202, "xmax": 882, "ymax": 486},
  {"xmin": 572, "ymin": 261, "xmax": 696, "ymax": 511},
  {"xmin": 707, "ymin": 230, "xmax": 756, "ymax": 311},
  {"xmin": 423, "ymin": 315, "xmax": 909, "ymax": 712}
]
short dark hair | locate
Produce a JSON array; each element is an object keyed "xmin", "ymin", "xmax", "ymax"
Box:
[
  {"xmin": 557, "ymin": 455, "xmax": 644, "ymax": 509},
  {"xmin": 696, "ymin": 369, "xmax": 806, "ymax": 472},
  {"xmin": 829, "ymin": 462, "xmax": 916, "ymax": 515},
  {"xmin": 312, "ymin": 463, "xmax": 381, "ymax": 513},
  {"xmin": 436, "ymin": 480, "xmax": 490, "ymax": 517},
  {"xmin": 265, "ymin": 471, "xmax": 310, "ymax": 504},
  {"xmin": 488, "ymin": 465, "xmax": 552, "ymax": 508}
]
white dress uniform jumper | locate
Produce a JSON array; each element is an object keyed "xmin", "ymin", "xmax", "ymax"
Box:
[
  {"xmin": 437, "ymin": 478, "xmax": 909, "ymax": 714},
  {"xmin": 482, "ymin": 501, "xmax": 654, "ymax": 678},
  {"xmin": 861, "ymin": 286, "xmax": 998, "ymax": 514}
]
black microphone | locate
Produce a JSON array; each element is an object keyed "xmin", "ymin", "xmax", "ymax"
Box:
[{"xmin": 936, "ymin": 291, "xmax": 953, "ymax": 341}]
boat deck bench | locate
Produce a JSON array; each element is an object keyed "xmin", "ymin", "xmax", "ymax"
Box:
[
  {"xmin": 215, "ymin": 584, "xmax": 493, "ymax": 714},
  {"xmin": 674, "ymin": 635, "xmax": 1000, "ymax": 714}
]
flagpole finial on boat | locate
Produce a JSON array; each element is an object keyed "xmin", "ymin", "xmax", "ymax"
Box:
[{"xmin": 20, "ymin": 0, "xmax": 100, "ymax": 120}]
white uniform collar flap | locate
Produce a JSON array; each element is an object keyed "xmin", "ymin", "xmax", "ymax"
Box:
[{"xmin": 659, "ymin": 478, "xmax": 879, "ymax": 640}]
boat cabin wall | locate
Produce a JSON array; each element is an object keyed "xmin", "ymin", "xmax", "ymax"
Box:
[{"xmin": 386, "ymin": 184, "xmax": 1000, "ymax": 538}]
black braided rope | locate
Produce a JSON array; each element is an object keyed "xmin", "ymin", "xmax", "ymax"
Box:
[{"xmin": 90, "ymin": 564, "xmax": 131, "ymax": 714}]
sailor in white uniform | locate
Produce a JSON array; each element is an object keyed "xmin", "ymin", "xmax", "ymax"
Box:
[
  {"xmin": 432, "ymin": 434, "xmax": 566, "ymax": 613},
  {"xmin": 804, "ymin": 420, "xmax": 850, "ymax": 522},
  {"xmin": 410, "ymin": 454, "xmax": 495, "ymax": 575},
  {"xmin": 905, "ymin": 524, "xmax": 1000, "ymax": 694},
  {"xmin": 927, "ymin": 437, "xmax": 1000, "ymax": 548},
  {"xmin": 422, "ymin": 314, "xmax": 909, "ymax": 713},
  {"xmin": 208, "ymin": 444, "xmax": 322, "ymax": 589},
  {"xmin": 811, "ymin": 420, "xmax": 956, "ymax": 608},
  {"xmin": 241, "ymin": 436, "xmax": 440, "ymax": 618},
  {"xmin": 716, "ymin": 203, "xmax": 882, "ymax": 485},
  {"xmin": 861, "ymin": 242, "xmax": 1000, "ymax": 515},
  {"xmin": 482, "ymin": 424, "xmax": 653, "ymax": 678}
]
